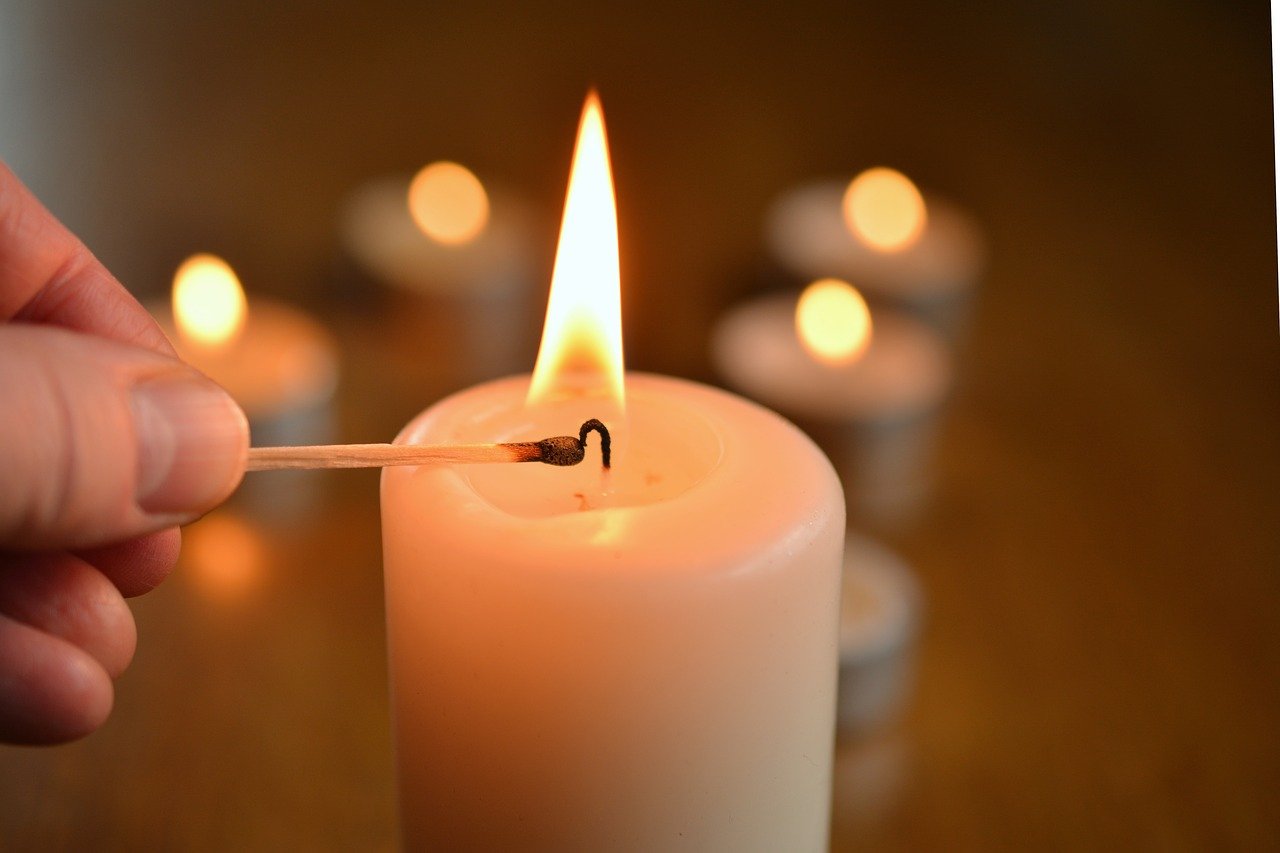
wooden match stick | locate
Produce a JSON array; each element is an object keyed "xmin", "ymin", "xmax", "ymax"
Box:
[{"xmin": 246, "ymin": 419, "xmax": 611, "ymax": 472}]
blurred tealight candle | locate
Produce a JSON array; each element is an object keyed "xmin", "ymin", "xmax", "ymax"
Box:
[
  {"xmin": 153, "ymin": 254, "xmax": 339, "ymax": 518},
  {"xmin": 837, "ymin": 534, "xmax": 921, "ymax": 735},
  {"xmin": 711, "ymin": 279, "xmax": 952, "ymax": 526},
  {"xmin": 339, "ymin": 161, "xmax": 538, "ymax": 383},
  {"xmin": 407, "ymin": 161, "xmax": 490, "ymax": 246},
  {"xmin": 766, "ymin": 168, "xmax": 985, "ymax": 339},
  {"xmin": 158, "ymin": 254, "xmax": 338, "ymax": 432}
]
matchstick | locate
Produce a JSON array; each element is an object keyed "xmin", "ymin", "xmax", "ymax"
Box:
[{"xmin": 246, "ymin": 419, "xmax": 611, "ymax": 472}]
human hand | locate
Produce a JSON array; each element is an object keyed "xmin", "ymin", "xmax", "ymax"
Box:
[{"xmin": 0, "ymin": 162, "xmax": 249, "ymax": 744}]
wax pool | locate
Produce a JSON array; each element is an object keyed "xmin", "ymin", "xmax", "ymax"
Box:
[{"xmin": 381, "ymin": 373, "xmax": 845, "ymax": 850}]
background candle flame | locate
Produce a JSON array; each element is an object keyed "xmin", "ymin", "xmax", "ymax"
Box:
[
  {"xmin": 795, "ymin": 278, "xmax": 873, "ymax": 364},
  {"xmin": 527, "ymin": 91, "xmax": 625, "ymax": 409},
  {"xmin": 407, "ymin": 161, "xmax": 490, "ymax": 245},
  {"xmin": 842, "ymin": 167, "xmax": 927, "ymax": 252},
  {"xmin": 172, "ymin": 253, "xmax": 248, "ymax": 348},
  {"xmin": 182, "ymin": 511, "xmax": 265, "ymax": 602}
]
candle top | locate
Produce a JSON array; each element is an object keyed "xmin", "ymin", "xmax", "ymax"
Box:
[
  {"xmin": 423, "ymin": 375, "xmax": 715, "ymax": 519},
  {"xmin": 384, "ymin": 373, "xmax": 843, "ymax": 574}
]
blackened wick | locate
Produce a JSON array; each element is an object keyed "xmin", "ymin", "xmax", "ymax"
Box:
[{"xmin": 578, "ymin": 419, "xmax": 611, "ymax": 469}]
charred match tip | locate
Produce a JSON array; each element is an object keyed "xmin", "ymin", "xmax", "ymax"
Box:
[
  {"xmin": 518, "ymin": 420, "xmax": 612, "ymax": 468},
  {"xmin": 536, "ymin": 435, "xmax": 586, "ymax": 466}
]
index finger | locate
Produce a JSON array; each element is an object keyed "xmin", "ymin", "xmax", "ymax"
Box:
[{"xmin": 0, "ymin": 160, "xmax": 174, "ymax": 356}]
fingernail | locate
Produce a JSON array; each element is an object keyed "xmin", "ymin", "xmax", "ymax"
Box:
[{"xmin": 130, "ymin": 373, "xmax": 248, "ymax": 515}]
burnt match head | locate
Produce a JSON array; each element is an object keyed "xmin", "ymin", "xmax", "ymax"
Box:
[
  {"xmin": 578, "ymin": 419, "xmax": 611, "ymax": 469},
  {"xmin": 536, "ymin": 435, "xmax": 586, "ymax": 467},
  {"xmin": 519, "ymin": 419, "xmax": 612, "ymax": 468}
]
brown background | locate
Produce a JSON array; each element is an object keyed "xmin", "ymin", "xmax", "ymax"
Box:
[{"xmin": 1, "ymin": 1, "xmax": 1276, "ymax": 849}]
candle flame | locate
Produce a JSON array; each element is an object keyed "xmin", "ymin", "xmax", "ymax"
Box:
[
  {"xmin": 172, "ymin": 253, "xmax": 247, "ymax": 348},
  {"xmin": 182, "ymin": 510, "xmax": 264, "ymax": 601},
  {"xmin": 527, "ymin": 91, "xmax": 625, "ymax": 409},
  {"xmin": 842, "ymin": 167, "xmax": 927, "ymax": 252},
  {"xmin": 407, "ymin": 161, "xmax": 490, "ymax": 245},
  {"xmin": 795, "ymin": 278, "xmax": 872, "ymax": 364}
]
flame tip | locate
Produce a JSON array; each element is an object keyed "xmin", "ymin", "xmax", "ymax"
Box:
[{"xmin": 527, "ymin": 93, "xmax": 625, "ymax": 409}]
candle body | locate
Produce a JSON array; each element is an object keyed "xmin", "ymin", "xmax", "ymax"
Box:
[{"xmin": 382, "ymin": 374, "xmax": 844, "ymax": 851}]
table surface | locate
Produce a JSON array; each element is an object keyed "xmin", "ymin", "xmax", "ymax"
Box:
[{"xmin": 1, "ymin": 2, "xmax": 1277, "ymax": 850}]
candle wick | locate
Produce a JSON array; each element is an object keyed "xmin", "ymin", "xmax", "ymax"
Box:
[{"xmin": 578, "ymin": 419, "xmax": 612, "ymax": 469}]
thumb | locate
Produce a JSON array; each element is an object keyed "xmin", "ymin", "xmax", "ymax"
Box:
[{"xmin": 0, "ymin": 324, "xmax": 248, "ymax": 550}]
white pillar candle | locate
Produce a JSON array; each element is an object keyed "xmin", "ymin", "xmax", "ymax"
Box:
[
  {"xmin": 710, "ymin": 285, "xmax": 952, "ymax": 526},
  {"xmin": 766, "ymin": 171, "xmax": 985, "ymax": 339},
  {"xmin": 383, "ymin": 373, "xmax": 843, "ymax": 849},
  {"xmin": 381, "ymin": 93, "xmax": 845, "ymax": 851}
]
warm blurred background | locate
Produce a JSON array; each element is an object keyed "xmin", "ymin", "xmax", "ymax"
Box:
[{"xmin": 1, "ymin": 1, "xmax": 1277, "ymax": 850}]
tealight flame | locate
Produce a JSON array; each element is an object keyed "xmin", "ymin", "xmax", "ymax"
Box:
[
  {"xmin": 407, "ymin": 161, "xmax": 490, "ymax": 245},
  {"xmin": 172, "ymin": 253, "xmax": 247, "ymax": 348},
  {"xmin": 842, "ymin": 167, "xmax": 927, "ymax": 252},
  {"xmin": 795, "ymin": 278, "xmax": 872, "ymax": 365},
  {"xmin": 527, "ymin": 91, "xmax": 625, "ymax": 409}
]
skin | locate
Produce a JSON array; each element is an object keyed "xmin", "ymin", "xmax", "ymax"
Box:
[{"xmin": 0, "ymin": 161, "xmax": 248, "ymax": 744}]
